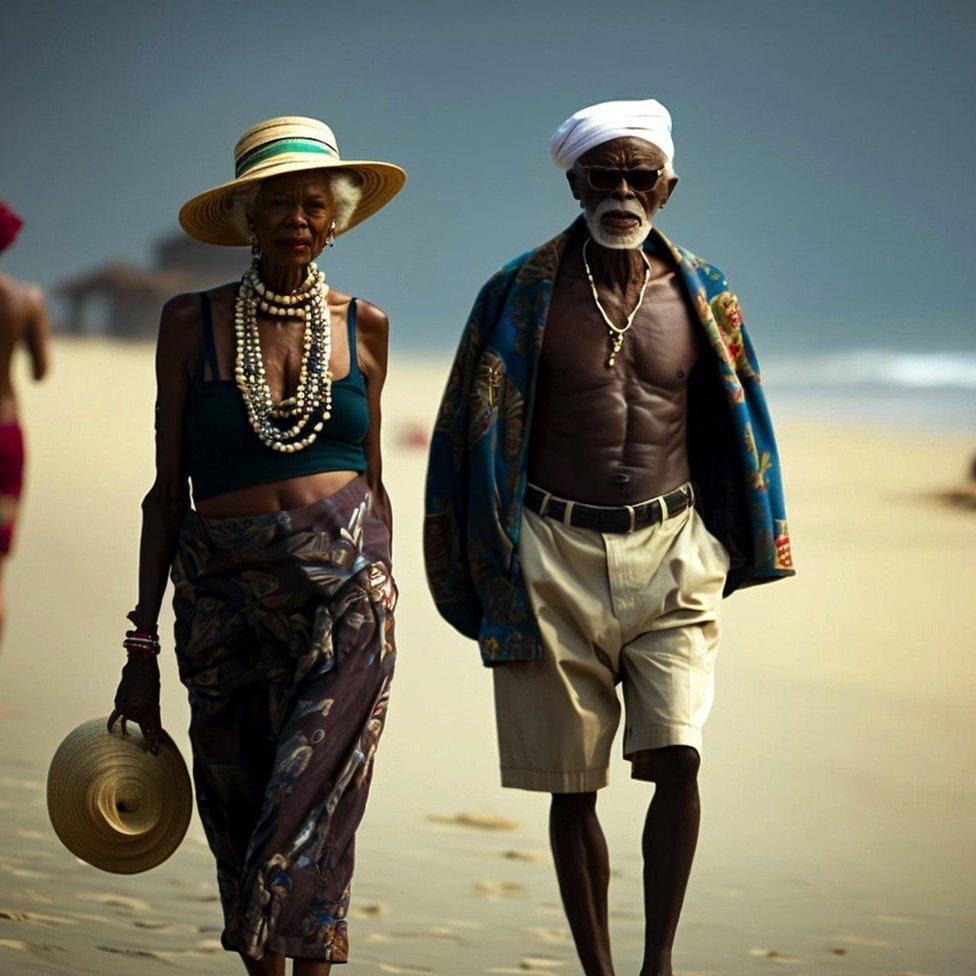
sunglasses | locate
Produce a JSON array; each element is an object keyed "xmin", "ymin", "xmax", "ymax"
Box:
[{"xmin": 581, "ymin": 166, "xmax": 662, "ymax": 192}]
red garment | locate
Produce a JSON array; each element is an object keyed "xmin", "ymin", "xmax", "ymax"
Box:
[
  {"xmin": 0, "ymin": 202, "xmax": 23, "ymax": 253},
  {"xmin": 0, "ymin": 424, "xmax": 25, "ymax": 554}
]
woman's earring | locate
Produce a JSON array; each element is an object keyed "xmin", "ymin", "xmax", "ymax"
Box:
[{"xmin": 326, "ymin": 220, "xmax": 336, "ymax": 248}]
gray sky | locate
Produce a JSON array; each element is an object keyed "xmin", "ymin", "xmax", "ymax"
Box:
[{"xmin": 1, "ymin": 0, "xmax": 974, "ymax": 353}]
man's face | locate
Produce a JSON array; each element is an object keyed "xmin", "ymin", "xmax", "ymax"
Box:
[
  {"xmin": 569, "ymin": 136, "xmax": 677, "ymax": 249},
  {"xmin": 250, "ymin": 171, "xmax": 335, "ymax": 266}
]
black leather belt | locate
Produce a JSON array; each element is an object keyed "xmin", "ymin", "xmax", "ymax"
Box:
[{"xmin": 523, "ymin": 481, "xmax": 694, "ymax": 534}]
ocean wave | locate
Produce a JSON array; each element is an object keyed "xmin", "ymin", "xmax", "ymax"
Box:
[{"xmin": 761, "ymin": 351, "xmax": 976, "ymax": 390}]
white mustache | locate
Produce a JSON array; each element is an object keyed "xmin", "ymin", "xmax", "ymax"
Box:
[{"xmin": 592, "ymin": 198, "xmax": 646, "ymax": 220}]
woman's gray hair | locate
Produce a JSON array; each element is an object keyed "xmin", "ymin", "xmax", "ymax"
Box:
[
  {"xmin": 327, "ymin": 170, "xmax": 363, "ymax": 231},
  {"xmin": 233, "ymin": 168, "xmax": 363, "ymax": 238}
]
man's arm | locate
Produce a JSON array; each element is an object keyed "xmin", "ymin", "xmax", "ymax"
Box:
[{"xmin": 24, "ymin": 286, "xmax": 51, "ymax": 381}]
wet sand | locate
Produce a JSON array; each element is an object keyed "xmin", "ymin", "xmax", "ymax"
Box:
[{"xmin": 0, "ymin": 339, "xmax": 973, "ymax": 975}]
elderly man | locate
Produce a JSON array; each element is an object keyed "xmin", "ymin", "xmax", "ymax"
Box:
[
  {"xmin": 0, "ymin": 202, "xmax": 51, "ymax": 645},
  {"xmin": 424, "ymin": 99, "xmax": 794, "ymax": 975}
]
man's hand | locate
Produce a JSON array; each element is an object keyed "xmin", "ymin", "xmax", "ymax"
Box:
[{"xmin": 107, "ymin": 655, "xmax": 162, "ymax": 755}]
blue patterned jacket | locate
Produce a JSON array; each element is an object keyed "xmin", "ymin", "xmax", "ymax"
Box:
[{"xmin": 423, "ymin": 219, "xmax": 795, "ymax": 667}]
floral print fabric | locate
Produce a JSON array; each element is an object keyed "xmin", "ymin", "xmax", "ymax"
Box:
[{"xmin": 170, "ymin": 475, "xmax": 396, "ymax": 962}]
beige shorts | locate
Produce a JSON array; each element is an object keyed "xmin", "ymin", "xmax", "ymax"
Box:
[{"xmin": 493, "ymin": 493, "xmax": 730, "ymax": 793}]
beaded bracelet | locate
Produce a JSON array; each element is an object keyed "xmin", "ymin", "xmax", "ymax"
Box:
[{"xmin": 123, "ymin": 628, "xmax": 161, "ymax": 657}]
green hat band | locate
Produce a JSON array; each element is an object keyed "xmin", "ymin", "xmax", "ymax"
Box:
[{"xmin": 235, "ymin": 137, "xmax": 339, "ymax": 178}]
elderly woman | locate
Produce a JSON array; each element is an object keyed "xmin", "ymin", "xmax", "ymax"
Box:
[{"xmin": 108, "ymin": 117, "xmax": 405, "ymax": 975}]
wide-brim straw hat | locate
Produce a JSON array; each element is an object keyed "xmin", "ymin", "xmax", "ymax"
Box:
[
  {"xmin": 179, "ymin": 116, "xmax": 406, "ymax": 246},
  {"xmin": 47, "ymin": 718, "xmax": 193, "ymax": 874}
]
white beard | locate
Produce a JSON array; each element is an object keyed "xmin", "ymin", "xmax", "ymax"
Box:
[{"xmin": 584, "ymin": 198, "xmax": 653, "ymax": 250}]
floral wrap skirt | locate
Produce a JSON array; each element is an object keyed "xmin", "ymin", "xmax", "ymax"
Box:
[{"xmin": 170, "ymin": 475, "xmax": 397, "ymax": 962}]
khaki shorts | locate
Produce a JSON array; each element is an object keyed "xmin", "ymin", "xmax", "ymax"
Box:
[{"xmin": 493, "ymin": 493, "xmax": 730, "ymax": 793}]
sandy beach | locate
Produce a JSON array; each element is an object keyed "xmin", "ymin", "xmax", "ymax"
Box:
[{"xmin": 0, "ymin": 338, "xmax": 973, "ymax": 976}]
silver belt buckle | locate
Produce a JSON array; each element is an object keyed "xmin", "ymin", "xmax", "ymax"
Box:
[{"xmin": 625, "ymin": 504, "xmax": 636, "ymax": 533}]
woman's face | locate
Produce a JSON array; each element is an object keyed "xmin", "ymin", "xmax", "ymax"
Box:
[{"xmin": 249, "ymin": 170, "xmax": 334, "ymax": 267}]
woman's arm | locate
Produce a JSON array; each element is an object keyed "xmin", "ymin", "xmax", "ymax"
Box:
[
  {"xmin": 24, "ymin": 286, "xmax": 52, "ymax": 382},
  {"xmin": 130, "ymin": 294, "xmax": 198, "ymax": 631},
  {"xmin": 109, "ymin": 294, "xmax": 198, "ymax": 752},
  {"xmin": 356, "ymin": 299, "xmax": 392, "ymax": 546}
]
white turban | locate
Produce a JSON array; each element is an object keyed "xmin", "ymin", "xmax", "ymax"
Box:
[{"xmin": 549, "ymin": 98, "xmax": 674, "ymax": 172}]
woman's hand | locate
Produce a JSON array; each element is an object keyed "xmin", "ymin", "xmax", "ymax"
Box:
[{"xmin": 107, "ymin": 655, "xmax": 162, "ymax": 755}]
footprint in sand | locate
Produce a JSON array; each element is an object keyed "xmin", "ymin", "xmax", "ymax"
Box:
[
  {"xmin": 350, "ymin": 901, "xmax": 388, "ymax": 920},
  {"xmin": 78, "ymin": 892, "xmax": 152, "ymax": 913},
  {"xmin": 427, "ymin": 811, "xmax": 521, "ymax": 832},
  {"xmin": 519, "ymin": 956, "xmax": 567, "ymax": 970},
  {"xmin": 500, "ymin": 849, "xmax": 549, "ymax": 864},
  {"xmin": 748, "ymin": 947, "xmax": 801, "ymax": 963},
  {"xmin": 0, "ymin": 909, "xmax": 78, "ymax": 927},
  {"xmin": 98, "ymin": 944, "xmax": 186, "ymax": 962},
  {"xmin": 0, "ymin": 939, "xmax": 30, "ymax": 951},
  {"xmin": 474, "ymin": 880, "xmax": 528, "ymax": 901},
  {"xmin": 0, "ymin": 938, "xmax": 63, "ymax": 956},
  {"xmin": 132, "ymin": 920, "xmax": 207, "ymax": 935},
  {"xmin": 830, "ymin": 932, "xmax": 891, "ymax": 947}
]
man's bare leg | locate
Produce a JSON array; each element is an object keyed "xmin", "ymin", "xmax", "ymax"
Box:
[
  {"xmin": 636, "ymin": 746, "xmax": 702, "ymax": 976},
  {"xmin": 240, "ymin": 950, "xmax": 285, "ymax": 976},
  {"xmin": 549, "ymin": 791, "xmax": 615, "ymax": 976}
]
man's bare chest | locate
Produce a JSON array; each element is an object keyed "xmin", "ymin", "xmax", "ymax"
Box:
[{"xmin": 541, "ymin": 271, "xmax": 699, "ymax": 393}]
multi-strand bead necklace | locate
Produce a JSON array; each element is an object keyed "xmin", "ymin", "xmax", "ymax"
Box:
[{"xmin": 234, "ymin": 258, "xmax": 333, "ymax": 452}]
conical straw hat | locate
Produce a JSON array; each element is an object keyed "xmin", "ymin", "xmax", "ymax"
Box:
[
  {"xmin": 47, "ymin": 718, "xmax": 193, "ymax": 874},
  {"xmin": 179, "ymin": 115, "xmax": 406, "ymax": 245}
]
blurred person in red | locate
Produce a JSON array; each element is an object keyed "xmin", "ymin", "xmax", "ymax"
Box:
[{"xmin": 0, "ymin": 201, "xmax": 52, "ymax": 644}]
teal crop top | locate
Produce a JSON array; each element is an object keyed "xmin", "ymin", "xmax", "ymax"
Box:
[{"xmin": 184, "ymin": 293, "xmax": 369, "ymax": 502}]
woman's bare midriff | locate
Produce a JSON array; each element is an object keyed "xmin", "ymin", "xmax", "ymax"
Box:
[
  {"xmin": 0, "ymin": 392, "xmax": 18, "ymax": 426},
  {"xmin": 194, "ymin": 469, "xmax": 360, "ymax": 518}
]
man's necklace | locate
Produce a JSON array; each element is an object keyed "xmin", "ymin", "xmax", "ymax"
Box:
[{"xmin": 582, "ymin": 237, "xmax": 652, "ymax": 368}]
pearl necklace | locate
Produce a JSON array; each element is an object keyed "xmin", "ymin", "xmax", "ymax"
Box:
[
  {"xmin": 233, "ymin": 258, "xmax": 333, "ymax": 453},
  {"xmin": 582, "ymin": 237, "xmax": 652, "ymax": 368}
]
